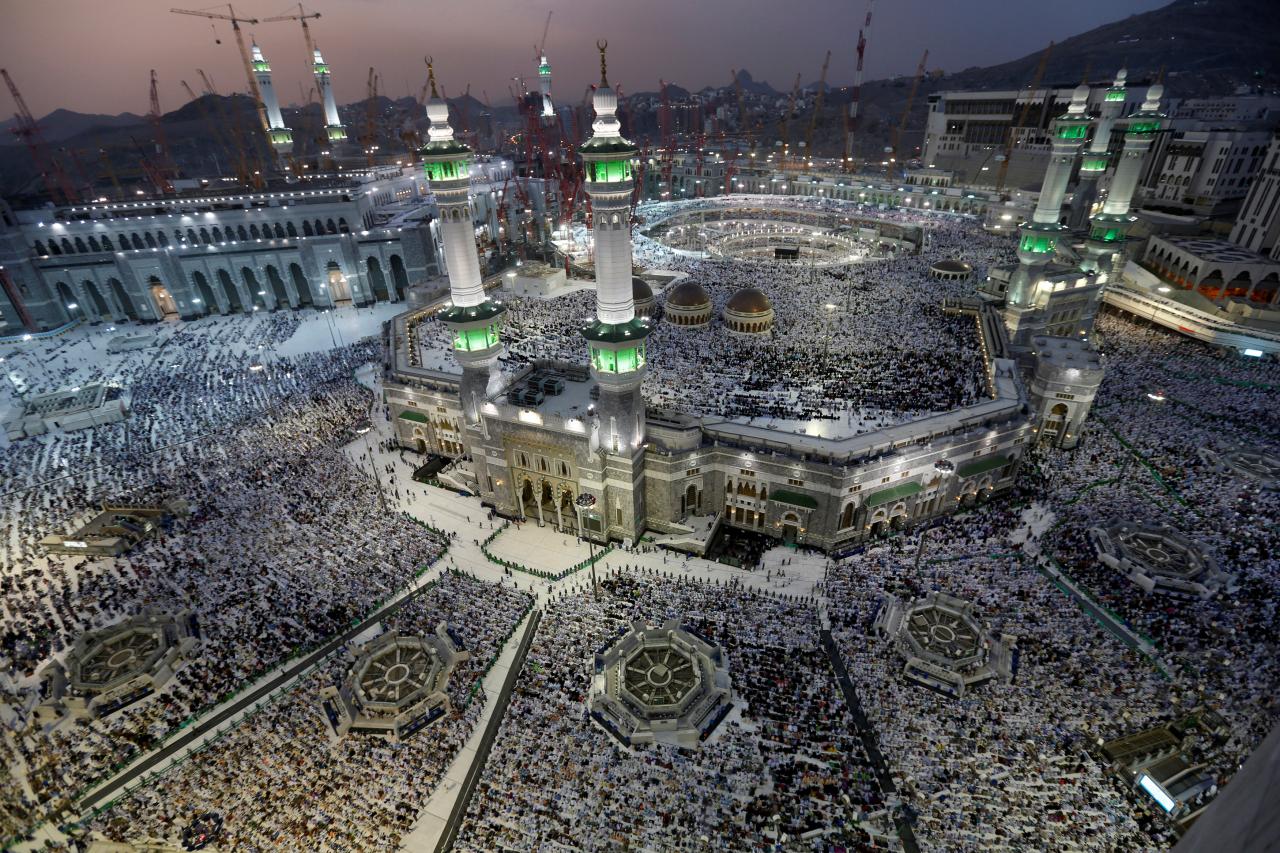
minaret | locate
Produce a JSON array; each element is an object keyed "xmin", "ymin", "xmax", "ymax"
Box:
[
  {"xmin": 1068, "ymin": 69, "xmax": 1127, "ymax": 229},
  {"xmin": 580, "ymin": 40, "xmax": 648, "ymax": 541},
  {"xmin": 421, "ymin": 60, "xmax": 505, "ymax": 426},
  {"xmin": 313, "ymin": 47, "xmax": 347, "ymax": 143},
  {"xmin": 251, "ymin": 42, "xmax": 293, "ymax": 157},
  {"xmin": 1084, "ymin": 83, "xmax": 1164, "ymax": 275},
  {"xmin": 1006, "ymin": 84, "xmax": 1093, "ymax": 312},
  {"xmin": 538, "ymin": 53, "xmax": 555, "ymax": 120}
]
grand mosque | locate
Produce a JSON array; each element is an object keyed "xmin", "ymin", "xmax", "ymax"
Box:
[{"xmin": 377, "ymin": 53, "xmax": 1160, "ymax": 553}]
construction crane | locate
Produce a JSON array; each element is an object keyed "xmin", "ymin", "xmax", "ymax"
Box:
[
  {"xmin": 180, "ymin": 79, "xmax": 231, "ymax": 176},
  {"xmin": 361, "ymin": 67, "xmax": 380, "ymax": 167},
  {"xmin": 148, "ymin": 70, "xmax": 176, "ymax": 193},
  {"xmin": 995, "ymin": 41, "xmax": 1054, "ymax": 196},
  {"xmin": 731, "ymin": 69, "xmax": 749, "ymax": 136},
  {"xmin": 804, "ymin": 50, "xmax": 832, "ymax": 169},
  {"xmin": 260, "ymin": 4, "xmax": 321, "ymax": 71},
  {"xmin": 171, "ymin": 7, "xmax": 270, "ymax": 139},
  {"xmin": 777, "ymin": 72, "xmax": 802, "ymax": 170},
  {"xmin": 888, "ymin": 48, "xmax": 928, "ymax": 176},
  {"xmin": 98, "ymin": 148, "xmax": 124, "ymax": 199},
  {"xmin": 2, "ymin": 68, "xmax": 78, "ymax": 204},
  {"xmin": 843, "ymin": 0, "xmax": 874, "ymax": 171},
  {"xmin": 198, "ymin": 68, "xmax": 261, "ymax": 187},
  {"xmin": 535, "ymin": 10, "xmax": 552, "ymax": 60},
  {"xmin": 658, "ymin": 80, "xmax": 675, "ymax": 199}
]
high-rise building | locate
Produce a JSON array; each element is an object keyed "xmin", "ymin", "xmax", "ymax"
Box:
[{"xmin": 1230, "ymin": 132, "xmax": 1280, "ymax": 257}]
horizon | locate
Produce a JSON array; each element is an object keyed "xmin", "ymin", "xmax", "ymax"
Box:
[{"xmin": 2, "ymin": 0, "xmax": 1171, "ymax": 119}]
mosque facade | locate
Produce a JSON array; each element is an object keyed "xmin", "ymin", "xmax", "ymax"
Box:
[{"xmin": 382, "ymin": 51, "xmax": 1036, "ymax": 554}]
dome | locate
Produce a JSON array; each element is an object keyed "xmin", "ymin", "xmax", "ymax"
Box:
[
  {"xmin": 725, "ymin": 287, "xmax": 771, "ymax": 315},
  {"xmin": 632, "ymin": 277, "xmax": 653, "ymax": 302},
  {"xmin": 931, "ymin": 259, "xmax": 972, "ymax": 273},
  {"xmin": 666, "ymin": 281, "xmax": 711, "ymax": 309}
]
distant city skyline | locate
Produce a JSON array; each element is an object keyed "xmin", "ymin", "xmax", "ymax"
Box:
[{"xmin": 2, "ymin": 0, "xmax": 1171, "ymax": 118}]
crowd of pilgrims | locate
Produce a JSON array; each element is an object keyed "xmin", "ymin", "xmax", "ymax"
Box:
[
  {"xmin": 0, "ymin": 193, "xmax": 1277, "ymax": 853},
  {"xmin": 0, "ymin": 313, "xmax": 452, "ymax": 842},
  {"xmin": 85, "ymin": 571, "xmax": 532, "ymax": 851},
  {"xmin": 819, "ymin": 309, "xmax": 1279, "ymax": 852},
  {"xmin": 455, "ymin": 573, "xmax": 892, "ymax": 852},
  {"xmin": 415, "ymin": 199, "xmax": 1009, "ymax": 434}
]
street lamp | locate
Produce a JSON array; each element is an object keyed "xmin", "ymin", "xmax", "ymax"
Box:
[{"xmin": 575, "ymin": 492, "xmax": 599, "ymax": 598}]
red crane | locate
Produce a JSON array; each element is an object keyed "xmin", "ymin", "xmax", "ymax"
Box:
[
  {"xmin": 658, "ymin": 79, "xmax": 675, "ymax": 200},
  {"xmin": 2, "ymin": 68, "xmax": 78, "ymax": 204},
  {"xmin": 843, "ymin": 0, "xmax": 873, "ymax": 171}
]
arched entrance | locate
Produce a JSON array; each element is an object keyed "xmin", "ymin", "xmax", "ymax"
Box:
[
  {"xmin": 289, "ymin": 263, "xmax": 314, "ymax": 307},
  {"xmin": 83, "ymin": 280, "xmax": 112, "ymax": 319},
  {"xmin": 683, "ymin": 483, "xmax": 699, "ymax": 515},
  {"xmin": 192, "ymin": 271, "xmax": 217, "ymax": 315},
  {"xmin": 559, "ymin": 489, "xmax": 578, "ymax": 534},
  {"xmin": 539, "ymin": 481, "xmax": 554, "ymax": 526},
  {"xmin": 216, "ymin": 269, "xmax": 244, "ymax": 313},
  {"xmin": 148, "ymin": 276, "xmax": 178, "ymax": 318},
  {"xmin": 520, "ymin": 479, "xmax": 538, "ymax": 520},
  {"xmin": 366, "ymin": 257, "xmax": 390, "ymax": 302},
  {"xmin": 389, "ymin": 254, "xmax": 410, "ymax": 300},
  {"xmin": 1043, "ymin": 402, "xmax": 1069, "ymax": 443},
  {"xmin": 325, "ymin": 261, "xmax": 351, "ymax": 304},
  {"xmin": 241, "ymin": 267, "xmax": 267, "ymax": 310},
  {"xmin": 781, "ymin": 512, "xmax": 800, "ymax": 544},
  {"xmin": 108, "ymin": 278, "xmax": 140, "ymax": 320},
  {"xmin": 55, "ymin": 282, "xmax": 86, "ymax": 321},
  {"xmin": 266, "ymin": 265, "xmax": 291, "ymax": 308}
]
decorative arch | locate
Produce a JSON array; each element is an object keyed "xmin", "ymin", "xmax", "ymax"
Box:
[
  {"xmin": 389, "ymin": 254, "xmax": 409, "ymax": 300},
  {"xmin": 108, "ymin": 277, "xmax": 139, "ymax": 320}
]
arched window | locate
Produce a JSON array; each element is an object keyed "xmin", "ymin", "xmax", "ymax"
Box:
[
  {"xmin": 337, "ymin": 217, "xmax": 349, "ymax": 233},
  {"xmin": 249, "ymin": 224, "xmax": 261, "ymax": 239},
  {"xmin": 157, "ymin": 231, "xmax": 168, "ymax": 246},
  {"xmin": 211, "ymin": 227, "xmax": 223, "ymax": 242},
  {"xmin": 187, "ymin": 229, "xmax": 198, "ymax": 244},
  {"xmin": 325, "ymin": 219, "xmax": 337, "ymax": 234},
  {"xmin": 314, "ymin": 219, "xmax": 324, "ymax": 235},
  {"xmin": 131, "ymin": 233, "xmax": 144, "ymax": 250},
  {"xmin": 237, "ymin": 225, "xmax": 249, "ymax": 241},
  {"xmin": 61, "ymin": 237, "xmax": 74, "ymax": 253},
  {"xmin": 303, "ymin": 220, "xmax": 314, "ymax": 237},
  {"xmin": 144, "ymin": 232, "xmax": 156, "ymax": 248},
  {"xmin": 199, "ymin": 228, "xmax": 211, "ymax": 244},
  {"xmin": 34, "ymin": 240, "xmax": 48, "ymax": 255},
  {"xmin": 273, "ymin": 223, "xmax": 285, "ymax": 238},
  {"xmin": 286, "ymin": 221, "xmax": 297, "ymax": 238},
  {"xmin": 74, "ymin": 237, "xmax": 88, "ymax": 253}
]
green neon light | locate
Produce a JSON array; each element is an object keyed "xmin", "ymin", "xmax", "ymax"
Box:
[
  {"xmin": 269, "ymin": 129, "xmax": 293, "ymax": 145},
  {"xmin": 1020, "ymin": 233, "xmax": 1058, "ymax": 254},
  {"xmin": 590, "ymin": 342, "xmax": 645, "ymax": 373},
  {"xmin": 539, "ymin": 63, "xmax": 551, "ymax": 75},
  {"xmin": 1129, "ymin": 120, "xmax": 1161, "ymax": 134},
  {"xmin": 326, "ymin": 126, "xmax": 347, "ymax": 142},
  {"xmin": 586, "ymin": 159, "xmax": 632, "ymax": 183},
  {"xmin": 1080, "ymin": 156, "xmax": 1110, "ymax": 172},
  {"xmin": 253, "ymin": 61, "xmax": 271, "ymax": 72},
  {"xmin": 425, "ymin": 158, "xmax": 470, "ymax": 182},
  {"xmin": 453, "ymin": 324, "xmax": 500, "ymax": 352},
  {"xmin": 1090, "ymin": 225, "xmax": 1124, "ymax": 242},
  {"xmin": 1105, "ymin": 90, "xmax": 1125, "ymax": 102},
  {"xmin": 1056, "ymin": 123, "xmax": 1088, "ymax": 139},
  {"xmin": 314, "ymin": 64, "xmax": 330, "ymax": 74}
]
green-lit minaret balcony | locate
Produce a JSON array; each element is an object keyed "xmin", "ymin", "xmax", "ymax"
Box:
[
  {"xmin": 1089, "ymin": 224, "xmax": 1125, "ymax": 243},
  {"xmin": 1105, "ymin": 88, "xmax": 1126, "ymax": 102},
  {"xmin": 1054, "ymin": 121, "xmax": 1089, "ymax": 140},
  {"xmin": 1080, "ymin": 154, "xmax": 1111, "ymax": 173},
  {"xmin": 253, "ymin": 60, "xmax": 271, "ymax": 72},
  {"xmin": 326, "ymin": 125, "xmax": 347, "ymax": 142},
  {"xmin": 421, "ymin": 138, "xmax": 473, "ymax": 182},
  {"xmin": 439, "ymin": 300, "xmax": 506, "ymax": 353},
  {"xmin": 1018, "ymin": 222, "xmax": 1064, "ymax": 255},
  {"xmin": 585, "ymin": 158, "xmax": 633, "ymax": 183},
  {"xmin": 268, "ymin": 128, "xmax": 293, "ymax": 146},
  {"xmin": 583, "ymin": 317, "xmax": 650, "ymax": 375},
  {"xmin": 1127, "ymin": 119, "xmax": 1162, "ymax": 134}
]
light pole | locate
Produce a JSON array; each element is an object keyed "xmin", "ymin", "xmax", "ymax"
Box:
[{"xmin": 575, "ymin": 492, "xmax": 599, "ymax": 598}]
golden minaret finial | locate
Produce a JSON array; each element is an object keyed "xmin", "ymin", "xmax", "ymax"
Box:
[
  {"xmin": 426, "ymin": 55, "xmax": 439, "ymax": 99},
  {"xmin": 597, "ymin": 40, "xmax": 609, "ymax": 87}
]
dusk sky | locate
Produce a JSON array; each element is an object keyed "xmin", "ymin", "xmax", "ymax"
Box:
[{"xmin": 2, "ymin": 0, "xmax": 1171, "ymax": 117}]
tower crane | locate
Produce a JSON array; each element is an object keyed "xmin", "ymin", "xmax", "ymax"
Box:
[
  {"xmin": 658, "ymin": 80, "xmax": 675, "ymax": 199},
  {"xmin": 995, "ymin": 41, "xmax": 1053, "ymax": 196},
  {"xmin": 888, "ymin": 48, "xmax": 928, "ymax": 177},
  {"xmin": 535, "ymin": 10, "xmax": 552, "ymax": 60},
  {"xmin": 2, "ymin": 68, "xmax": 78, "ymax": 204},
  {"xmin": 148, "ymin": 70, "xmax": 176, "ymax": 192},
  {"xmin": 777, "ymin": 73, "xmax": 802, "ymax": 171},
  {"xmin": 180, "ymin": 79, "xmax": 234, "ymax": 177},
  {"xmin": 843, "ymin": 0, "xmax": 873, "ymax": 171},
  {"xmin": 804, "ymin": 49, "xmax": 832, "ymax": 169},
  {"xmin": 198, "ymin": 68, "xmax": 261, "ymax": 187},
  {"xmin": 731, "ymin": 69, "xmax": 749, "ymax": 138},
  {"xmin": 260, "ymin": 4, "xmax": 321, "ymax": 72},
  {"xmin": 170, "ymin": 7, "xmax": 270, "ymax": 140}
]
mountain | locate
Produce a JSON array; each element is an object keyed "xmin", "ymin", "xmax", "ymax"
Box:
[
  {"xmin": 733, "ymin": 69, "xmax": 778, "ymax": 96},
  {"xmin": 0, "ymin": 108, "xmax": 146, "ymax": 142}
]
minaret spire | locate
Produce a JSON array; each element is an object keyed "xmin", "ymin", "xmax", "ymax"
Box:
[
  {"xmin": 420, "ymin": 58, "xmax": 505, "ymax": 425},
  {"xmin": 250, "ymin": 40, "xmax": 293, "ymax": 157},
  {"xmin": 597, "ymin": 39, "xmax": 609, "ymax": 87}
]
